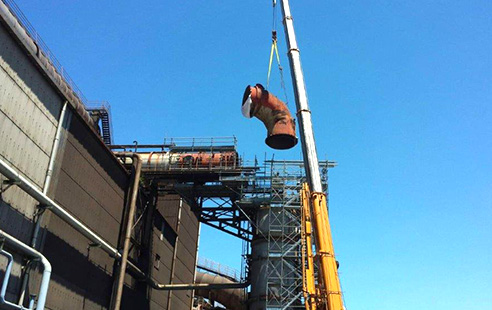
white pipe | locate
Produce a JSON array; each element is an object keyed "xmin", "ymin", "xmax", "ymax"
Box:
[
  {"xmin": 43, "ymin": 101, "xmax": 68, "ymax": 194},
  {"xmin": 191, "ymin": 222, "xmax": 201, "ymax": 305},
  {"xmin": 0, "ymin": 157, "xmax": 119, "ymax": 258},
  {"xmin": 0, "ymin": 156, "xmax": 214, "ymax": 295},
  {"xmin": 0, "ymin": 157, "xmax": 146, "ymax": 279},
  {"xmin": 0, "ymin": 230, "xmax": 51, "ymax": 310},
  {"xmin": 18, "ymin": 101, "xmax": 69, "ymax": 305},
  {"xmin": 280, "ymin": 0, "xmax": 323, "ymax": 192},
  {"xmin": 166, "ymin": 198, "xmax": 183, "ymax": 310}
]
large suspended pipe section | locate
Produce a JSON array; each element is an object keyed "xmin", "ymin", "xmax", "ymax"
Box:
[
  {"xmin": 242, "ymin": 84, "xmax": 298, "ymax": 150},
  {"xmin": 279, "ymin": 0, "xmax": 344, "ymax": 309},
  {"xmin": 0, "ymin": 229, "xmax": 51, "ymax": 310}
]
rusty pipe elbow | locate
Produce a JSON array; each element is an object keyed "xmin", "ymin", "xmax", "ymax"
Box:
[{"xmin": 242, "ymin": 84, "xmax": 298, "ymax": 150}]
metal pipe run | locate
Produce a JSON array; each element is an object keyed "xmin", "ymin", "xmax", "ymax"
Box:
[
  {"xmin": 18, "ymin": 101, "xmax": 69, "ymax": 306},
  {"xmin": 151, "ymin": 281, "xmax": 250, "ymax": 291},
  {"xmin": 0, "ymin": 156, "xmax": 244, "ymax": 300},
  {"xmin": 242, "ymin": 84, "xmax": 298, "ymax": 150},
  {"xmin": 166, "ymin": 198, "xmax": 183, "ymax": 310},
  {"xmin": 109, "ymin": 154, "xmax": 142, "ymax": 310},
  {"xmin": 42, "ymin": 101, "xmax": 69, "ymax": 195},
  {"xmin": 0, "ymin": 158, "xmax": 120, "ymax": 259},
  {"xmin": 0, "ymin": 229, "xmax": 52, "ymax": 310},
  {"xmin": 0, "ymin": 157, "xmax": 146, "ymax": 280}
]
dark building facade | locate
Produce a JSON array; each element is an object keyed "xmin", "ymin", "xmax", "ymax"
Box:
[{"xmin": 0, "ymin": 1, "xmax": 199, "ymax": 309}]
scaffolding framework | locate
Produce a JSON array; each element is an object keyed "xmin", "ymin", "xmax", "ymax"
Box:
[
  {"xmin": 112, "ymin": 138, "xmax": 336, "ymax": 309},
  {"xmin": 243, "ymin": 159, "xmax": 334, "ymax": 310}
]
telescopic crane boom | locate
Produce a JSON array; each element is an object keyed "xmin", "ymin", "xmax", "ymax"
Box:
[{"xmin": 279, "ymin": 1, "xmax": 345, "ymax": 309}]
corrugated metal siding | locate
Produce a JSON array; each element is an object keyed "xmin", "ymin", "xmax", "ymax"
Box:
[
  {"xmin": 149, "ymin": 224, "xmax": 173, "ymax": 310},
  {"xmin": 0, "ymin": 19, "xmax": 63, "ymax": 301},
  {"xmin": 52, "ymin": 115, "xmax": 127, "ymax": 245},
  {"xmin": 39, "ymin": 114, "xmax": 128, "ymax": 309},
  {"xmin": 156, "ymin": 195, "xmax": 180, "ymax": 231},
  {"xmin": 0, "ymin": 23, "xmax": 62, "ymax": 222},
  {"xmin": 0, "ymin": 24, "xmax": 61, "ymax": 190},
  {"xmin": 153, "ymin": 194, "xmax": 199, "ymax": 310},
  {"xmin": 0, "ymin": 19, "xmax": 202, "ymax": 309}
]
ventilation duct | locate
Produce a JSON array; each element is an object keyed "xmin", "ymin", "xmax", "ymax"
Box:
[{"xmin": 242, "ymin": 84, "xmax": 298, "ymax": 150}]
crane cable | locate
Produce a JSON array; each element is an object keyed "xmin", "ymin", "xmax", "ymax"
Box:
[
  {"xmin": 266, "ymin": 31, "xmax": 281, "ymax": 89},
  {"xmin": 267, "ymin": 0, "xmax": 289, "ymax": 105}
]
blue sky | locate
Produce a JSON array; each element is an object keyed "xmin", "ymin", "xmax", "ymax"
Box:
[{"xmin": 16, "ymin": 1, "xmax": 492, "ymax": 309}]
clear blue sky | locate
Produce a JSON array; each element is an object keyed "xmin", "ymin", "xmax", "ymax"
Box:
[{"xmin": 16, "ymin": 1, "xmax": 492, "ymax": 309}]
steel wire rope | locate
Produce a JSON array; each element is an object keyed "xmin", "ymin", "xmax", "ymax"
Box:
[{"xmin": 267, "ymin": 0, "xmax": 290, "ymax": 106}]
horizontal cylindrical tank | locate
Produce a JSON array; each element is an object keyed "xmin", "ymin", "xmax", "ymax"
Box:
[{"xmin": 122, "ymin": 151, "xmax": 239, "ymax": 171}]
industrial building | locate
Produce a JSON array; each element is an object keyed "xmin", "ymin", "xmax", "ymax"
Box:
[{"xmin": 0, "ymin": 0, "xmax": 344, "ymax": 309}]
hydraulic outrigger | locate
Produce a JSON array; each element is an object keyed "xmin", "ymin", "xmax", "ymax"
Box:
[{"xmin": 279, "ymin": 0, "xmax": 345, "ymax": 309}]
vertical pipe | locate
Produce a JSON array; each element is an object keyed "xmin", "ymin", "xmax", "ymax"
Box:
[
  {"xmin": 43, "ymin": 101, "xmax": 68, "ymax": 195},
  {"xmin": 0, "ymin": 229, "xmax": 52, "ymax": 310},
  {"xmin": 166, "ymin": 198, "xmax": 183, "ymax": 310},
  {"xmin": 18, "ymin": 101, "xmax": 68, "ymax": 306},
  {"xmin": 191, "ymin": 222, "xmax": 201, "ymax": 306},
  {"xmin": 280, "ymin": 0, "xmax": 322, "ymax": 193},
  {"xmin": 0, "ymin": 250, "xmax": 14, "ymax": 305},
  {"xmin": 109, "ymin": 154, "xmax": 142, "ymax": 310},
  {"xmin": 34, "ymin": 100, "xmax": 68, "ymax": 248}
]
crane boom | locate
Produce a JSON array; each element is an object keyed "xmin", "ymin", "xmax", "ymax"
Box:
[
  {"xmin": 279, "ymin": 0, "xmax": 323, "ymax": 193},
  {"xmin": 279, "ymin": 1, "xmax": 345, "ymax": 309}
]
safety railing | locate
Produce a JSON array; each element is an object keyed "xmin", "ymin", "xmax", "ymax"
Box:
[
  {"xmin": 197, "ymin": 257, "xmax": 240, "ymax": 282},
  {"xmin": 2, "ymin": 0, "xmax": 88, "ymax": 105}
]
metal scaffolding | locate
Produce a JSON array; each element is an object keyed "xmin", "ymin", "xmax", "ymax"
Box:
[
  {"xmin": 111, "ymin": 137, "xmax": 337, "ymax": 309},
  {"xmin": 266, "ymin": 160, "xmax": 332, "ymax": 309},
  {"xmin": 245, "ymin": 159, "xmax": 335, "ymax": 310}
]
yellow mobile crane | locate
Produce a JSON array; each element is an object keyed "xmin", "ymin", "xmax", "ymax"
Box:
[{"xmin": 278, "ymin": 1, "xmax": 345, "ymax": 309}]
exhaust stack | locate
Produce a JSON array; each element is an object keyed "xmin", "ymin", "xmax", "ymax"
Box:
[{"xmin": 242, "ymin": 84, "xmax": 298, "ymax": 150}]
